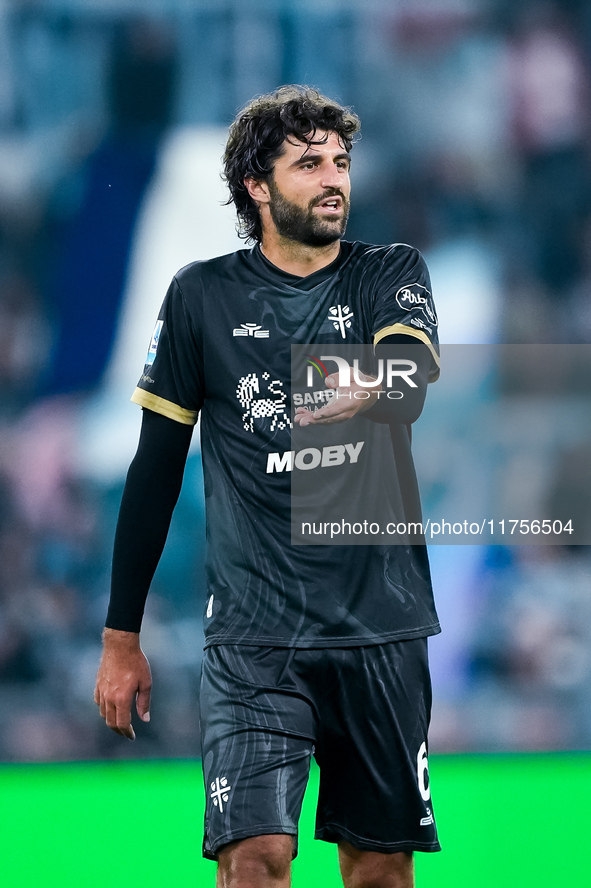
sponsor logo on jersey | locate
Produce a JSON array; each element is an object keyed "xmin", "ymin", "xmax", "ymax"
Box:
[
  {"xmin": 146, "ymin": 320, "xmax": 163, "ymax": 365},
  {"xmin": 328, "ymin": 304, "xmax": 354, "ymax": 338},
  {"xmin": 210, "ymin": 776, "xmax": 232, "ymax": 812},
  {"xmin": 206, "ymin": 595, "xmax": 214, "ymax": 618},
  {"xmin": 233, "ymin": 323, "xmax": 269, "ymax": 338},
  {"xmin": 266, "ymin": 441, "xmax": 365, "ymax": 473},
  {"xmin": 293, "ymin": 389, "xmax": 335, "ymax": 407},
  {"xmin": 396, "ymin": 283, "xmax": 438, "ymax": 327},
  {"xmin": 236, "ymin": 372, "xmax": 293, "ymax": 433}
]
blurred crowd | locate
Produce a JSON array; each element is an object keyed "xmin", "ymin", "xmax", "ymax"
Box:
[{"xmin": 0, "ymin": 0, "xmax": 590, "ymax": 760}]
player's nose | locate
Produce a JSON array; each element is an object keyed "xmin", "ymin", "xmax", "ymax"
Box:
[{"xmin": 320, "ymin": 163, "xmax": 346, "ymax": 189}]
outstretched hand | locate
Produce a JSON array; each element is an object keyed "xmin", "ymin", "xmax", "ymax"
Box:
[
  {"xmin": 294, "ymin": 368, "xmax": 380, "ymax": 426},
  {"xmin": 94, "ymin": 628, "xmax": 152, "ymax": 741}
]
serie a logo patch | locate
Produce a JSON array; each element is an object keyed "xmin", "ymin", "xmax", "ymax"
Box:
[{"xmin": 146, "ymin": 320, "xmax": 163, "ymax": 366}]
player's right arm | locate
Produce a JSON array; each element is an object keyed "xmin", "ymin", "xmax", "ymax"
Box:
[{"xmin": 94, "ymin": 407, "xmax": 194, "ymax": 739}]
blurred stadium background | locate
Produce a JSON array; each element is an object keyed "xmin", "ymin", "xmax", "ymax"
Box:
[{"xmin": 0, "ymin": 0, "xmax": 590, "ymax": 883}]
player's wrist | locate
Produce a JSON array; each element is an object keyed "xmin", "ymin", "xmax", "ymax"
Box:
[
  {"xmin": 102, "ymin": 627, "xmax": 141, "ymax": 649},
  {"xmin": 355, "ymin": 382, "xmax": 382, "ymax": 414}
]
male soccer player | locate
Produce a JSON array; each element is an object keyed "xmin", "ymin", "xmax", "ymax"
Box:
[{"xmin": 95, "ymin": 86, "xmax": 441, "ymax": 888}]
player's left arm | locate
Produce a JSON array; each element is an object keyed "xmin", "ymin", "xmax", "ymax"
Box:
[
  {"xmin": 295, "ymin": 245, "xmax": 438, "ymax": 427},
  {"xmin": 364, "ymin": 333, "xmax": 432, "ymax": 423},
  {"xmin": 294, "ymin": 335, "xmax": 431, "ymax": 426}
]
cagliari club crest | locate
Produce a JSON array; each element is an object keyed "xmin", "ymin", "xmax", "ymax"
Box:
[{"xmin": 328, "ymin": 304, "xmax": 354, "ymax": 338}]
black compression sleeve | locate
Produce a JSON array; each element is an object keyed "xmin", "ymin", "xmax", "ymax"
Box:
[
  {"xmin": 363, "ymin": 334, "xmax": 432, "ymax": 424},
  {"xmin": 105, "ymin": 409, "xmax": 194, "ymax": 633}
]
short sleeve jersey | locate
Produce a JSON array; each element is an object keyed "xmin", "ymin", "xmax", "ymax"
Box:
[{"xmin": 132, "ymin": 241, "xmax": 441, "ymax": 648}]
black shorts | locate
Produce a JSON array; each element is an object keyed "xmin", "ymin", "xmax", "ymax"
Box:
[{"xmin": 200, "ymin": 639, "xmax": 440, "ymax": 860}]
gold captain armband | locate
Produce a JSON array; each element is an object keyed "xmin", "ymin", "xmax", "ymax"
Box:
[{"xmin": 131, "ymin": 388, "xmax": 198, "ymax": 425}]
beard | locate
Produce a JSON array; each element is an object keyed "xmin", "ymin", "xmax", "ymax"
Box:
[{"xmin": 267, "ymin": 179, "xmax": 350, "ymax": 247}]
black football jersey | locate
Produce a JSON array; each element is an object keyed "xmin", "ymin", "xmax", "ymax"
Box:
[{"xmin": 132, "ymin": 241, "xmax": 441, "ymax": 647}]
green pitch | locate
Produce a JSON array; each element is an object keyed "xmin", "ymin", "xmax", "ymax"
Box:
[{"xmin": 1, "ymin": 753, "xmax": 587, "ymax": 886}]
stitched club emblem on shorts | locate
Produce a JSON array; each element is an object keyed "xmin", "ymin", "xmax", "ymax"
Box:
[
  {"xmin": 211, "ymin": 776, "xmax": 232, "ymax": 812},
  {"xmin": 420, "ymin": 807, "xmax": 434, "ymax": 826}
]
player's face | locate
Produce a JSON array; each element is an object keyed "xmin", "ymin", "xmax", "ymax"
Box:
[{"xmin": 266, "ymin": 130, "xmax": 351, "ymax": 247}]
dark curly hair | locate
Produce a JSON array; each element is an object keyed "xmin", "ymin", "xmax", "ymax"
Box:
[{"xmin": 223, "ymin": 85, "xmax": 361, "ymax": 244}]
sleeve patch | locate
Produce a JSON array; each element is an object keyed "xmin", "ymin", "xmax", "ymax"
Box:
[
  {"xmin": 146, "ymin": 320, "xmax": 163, "ymax": 366},
  {"xmin": 396, "ymin": 283, "xmax": 438, "ymax": 327}
]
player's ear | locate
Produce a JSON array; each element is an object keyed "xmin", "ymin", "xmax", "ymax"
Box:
[{"xmin": 244, "ymin": 177, "xmax": 270, "ymax": 206}]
